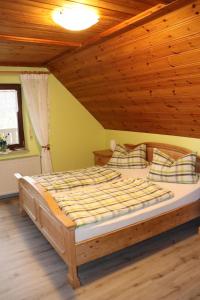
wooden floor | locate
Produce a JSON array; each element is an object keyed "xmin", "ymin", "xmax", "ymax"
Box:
[{"xmin": 1, "ymin": 198, "xmax": 200, "ymax": 300}]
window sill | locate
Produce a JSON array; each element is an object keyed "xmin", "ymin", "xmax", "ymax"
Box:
[
  {"xmin": 0, "ymin": 148, "xmax": 40, "ymax": 160},
  {"xmin": 0, "ymin": 149, "xmax": 12, "ymax": 155},
  {"xmin": 0, "ymin": 148, "xmax": 26, "ymax": 155}
]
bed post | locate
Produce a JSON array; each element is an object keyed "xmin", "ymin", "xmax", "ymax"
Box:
[
  {"xmin": 19, "ymin": 185, "xmax": 27, "ymax": 216},
  {"xmin": 15, "ymin": 173, "xmax": 27, "ymax": 216},
  {"xmin": 65, "ymin": 227, "xmax": 81, "ymax": 288}
]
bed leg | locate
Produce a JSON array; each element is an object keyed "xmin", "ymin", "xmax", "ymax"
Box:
[
  {"xmin": 66, "ymin": 228, "xmax": 81, "ymax": 289},
  {"xmin": 67, "ymin": 265, "xmax": 81, "ymax": 289},
  {"xmin": 18, "ymin": 186, "xmax": 27, "ymax": 217},
  {"xmin": 19, "ymin": 204, "xmax": 27, "ymax": 217}
]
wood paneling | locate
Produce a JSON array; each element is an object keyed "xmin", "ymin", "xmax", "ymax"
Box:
[
  {"xmin": 0, "ymin": 41, "xmax": 69, "ymax": 66},
  {"xmin": 48, "ymin": 0, "xmax": 200, "ymax": 138},
  {"xmin": 0, "ymin": 0, "xmax": 165, "ymax": 66}
]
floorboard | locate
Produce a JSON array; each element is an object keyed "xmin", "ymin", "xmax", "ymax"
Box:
[{"xmin": 1, "ymin": 198, "xmax": 200, "ymax": 300}]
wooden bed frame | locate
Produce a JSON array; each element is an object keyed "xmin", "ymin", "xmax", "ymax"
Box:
[{"xmin": 15, "ymin": 142, "xmax": 200, "ymax": 289}]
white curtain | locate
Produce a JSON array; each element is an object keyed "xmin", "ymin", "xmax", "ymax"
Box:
[{"xmin": 20, "ymin": 74, "xmax": 52, "ymax": 173}]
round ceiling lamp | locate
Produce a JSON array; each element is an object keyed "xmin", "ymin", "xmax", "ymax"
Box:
[{"xmin": 52, "ymin": 5, "xmax": 99, "ymax": 31}]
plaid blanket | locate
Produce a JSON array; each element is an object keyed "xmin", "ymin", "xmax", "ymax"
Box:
[
  {"xmin": 54, "ymin": 178, "xmax": 174, "ymax": 227},
  {"xmin": 33, "ymin": 166, "xmax": 121, "ymax": 192}
]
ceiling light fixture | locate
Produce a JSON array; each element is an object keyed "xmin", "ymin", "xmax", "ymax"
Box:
[{"xmin": 52, "ymin": 4, "xmax": 99, "ymax": 31}]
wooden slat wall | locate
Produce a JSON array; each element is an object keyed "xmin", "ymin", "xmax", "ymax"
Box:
[{"xmin": 48, "ymin": 0, "xmax": 200, "ymax": 138}]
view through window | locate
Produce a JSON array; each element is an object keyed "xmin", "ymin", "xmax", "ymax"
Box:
[{"xmin": 0, "ymin": 84, "xmax": 24, "ymax": 149}]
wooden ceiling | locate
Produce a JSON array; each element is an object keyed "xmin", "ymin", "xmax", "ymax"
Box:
[
  {"xmin": 0, "ymin": 0, "xmax": 174, "ymax": 66},
  {"xmin": 48, "ymin": 0, "xmax": 200, "ymax": 138}
]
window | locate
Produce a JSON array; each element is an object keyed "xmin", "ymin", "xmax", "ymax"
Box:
[{"xmin": 0, "ymin": 84, "xmax": 25, "ymax": 150}]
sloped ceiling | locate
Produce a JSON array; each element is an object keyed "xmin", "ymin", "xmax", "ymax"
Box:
[
  {"xmin": 48, "ymin": 0, "xmax": 200, "ymax": 138},
  {"xmin": 1, "ymin": 0, "xmax": 200, "ymax": 138}
]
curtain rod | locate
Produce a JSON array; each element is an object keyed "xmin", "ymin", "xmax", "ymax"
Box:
[{"xmin": 0, "ymin": 71, "xmax": 50, "ymax": 75}]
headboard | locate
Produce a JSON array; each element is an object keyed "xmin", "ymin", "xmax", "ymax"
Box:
[{"xmin": 125, "ymin": 142, "xmax": 200, "ymax": 173}]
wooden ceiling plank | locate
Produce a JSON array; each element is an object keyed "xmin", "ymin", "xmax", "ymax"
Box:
[
  {"xmin": 6, "ymin": 0, "xmax": 142, "ymax": 16},
  {"xmin": 46, "ymin": 2, "xmax": 171, "ymax": 65},
  {"xmin": 47, "ymin": 0, "xmax": 190, "ymax": 67},
  {"xmin": 46, "ymin": 0, "xmax": 191, "ymax": 67},
  {"xmin": 0, "ymin": 61, "xmax": 42, "ymax": 67},
  {"xmin": 0, "ymin": 1, "xmax": 134, "ymax": 21},
  {"xmin": 82, "ymin": 3, "xmax": 166, "ymax": 46},
  {"xmin": 0, "ymin": 34, "xmax": 81, "ymax": 47},
  {"xmin": 32, "ymin": 0, "xmax": 149, "ymax": 14},
  {"xmin": 50, "ymin": 12, "xmax": 200, "ymax": 79},
  {"xmin": 0, "ymin": 0, "xmax": 141, "ymax": 47}
]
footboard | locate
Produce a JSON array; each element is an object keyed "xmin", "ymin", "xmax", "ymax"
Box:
[{"xmin": 15, "ymin": 173, "xmax": 80, "ymax": 288}]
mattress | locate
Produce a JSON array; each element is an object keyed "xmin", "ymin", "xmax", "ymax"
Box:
[{"xmin": 75, "ymin": 168, "xmax": 200, "ymax": 242}]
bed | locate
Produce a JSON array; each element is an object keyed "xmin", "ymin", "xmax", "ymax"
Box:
[{"xmin": 15, "ymin": 142, "xmax": 200, "ymax": 288}]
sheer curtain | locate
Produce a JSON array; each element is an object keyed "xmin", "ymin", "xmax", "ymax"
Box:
[{"xmin": 20, "ymin": 74, "xmax": 52, "ymax": 173}]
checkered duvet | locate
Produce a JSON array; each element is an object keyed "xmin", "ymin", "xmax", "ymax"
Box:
[{"xmin": 53, "ymin": 178, "xmax": 174, "ymax": 227}]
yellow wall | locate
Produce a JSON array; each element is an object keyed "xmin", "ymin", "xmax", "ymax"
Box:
[
  {"xmin": 48, "ymin": 75, "xmax": 105, "ymax": 170},
  {"xmin": 0, "ymin": 67, "xmax": 105, "ymax": 169},
  {"xmin": 105, "ymin": 130, "xmax": 200, "ymax": 155}
]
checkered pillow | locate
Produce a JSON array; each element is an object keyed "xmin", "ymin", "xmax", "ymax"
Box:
[
  {"xmin": 107, "ymin": 144, "xmax": 147, "ymax": 169},
  {"xmin": 148, "ymin": 148, "xmax": 198, "ymax": 183}
]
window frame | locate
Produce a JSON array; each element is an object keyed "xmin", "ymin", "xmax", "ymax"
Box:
[{"xmin": 0, "ymin": 84, "xmax": 25, "ymax": 150}]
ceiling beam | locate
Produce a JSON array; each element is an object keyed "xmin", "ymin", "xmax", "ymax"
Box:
[
  {"xmin": 82, "ymin": 3, "xmax": 166, "ymax": 47},
  {"xmin": 46, "ymin": 3, "xmax": 166, "ymax": 65},
  {"xmin": 46, "ymin": 0, "xmax": 186, "ymax": 66},
  {"xmin": 0, "ymin": 34, "xmax": 81, "ymax": 47}
]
